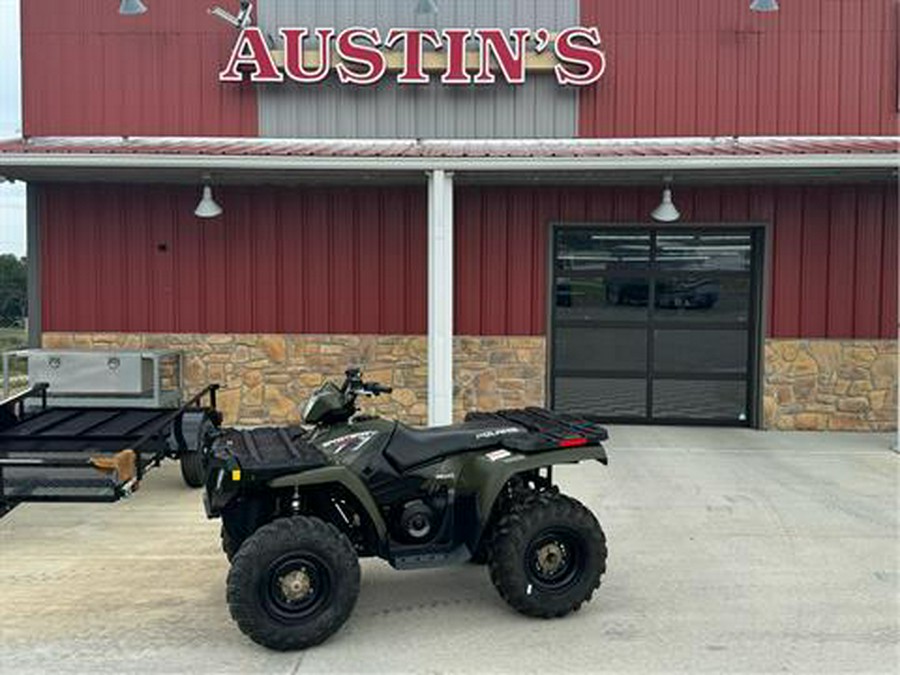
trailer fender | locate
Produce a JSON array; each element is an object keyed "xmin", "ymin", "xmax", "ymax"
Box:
[{"xmin": 268, "ymin": 466, "xmax": 387, "ymax": 540}]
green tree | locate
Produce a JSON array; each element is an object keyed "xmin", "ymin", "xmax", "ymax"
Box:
[{"xmin": 0, "ymin": 255, "xmax": 27, "ymax": 324}]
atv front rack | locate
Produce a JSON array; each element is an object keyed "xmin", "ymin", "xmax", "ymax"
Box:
[
  {"xmin": 464, "ymin": 407, "xmax": 608, "ymax": 453},
  {"xmin": 211, "ymin": 427, "xmax": 328, "ymax": 476}
]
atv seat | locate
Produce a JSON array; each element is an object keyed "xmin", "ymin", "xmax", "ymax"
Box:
[{"xmin": 384, "ymin": 422, "xmax": 521, "ymax": 472}]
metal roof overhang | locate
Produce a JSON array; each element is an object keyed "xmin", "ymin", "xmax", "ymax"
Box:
[{"xmin": 0, "ymin": 136, "xmax": 896, "ymax": 187}]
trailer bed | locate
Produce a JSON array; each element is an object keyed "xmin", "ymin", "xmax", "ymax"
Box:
[{"xmin": 0, "ymin": 384, "xmax": 219, "ymax": 516}]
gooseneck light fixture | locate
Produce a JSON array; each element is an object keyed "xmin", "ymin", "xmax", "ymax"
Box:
[
  {"xmin": 651, "ymin": 178, "xmax": 681, "ymax": 223},
  {"xmin": 750, "ymin": 0, "xmax": 780, "ymax": 12},
  {"xmin": 209, "ymin": 1, "xmax": 254, "ymax": 29},
  {"xmin": 195, "ymin": 178, "xmax": 223, "ymax": 219},
  {"xmin": 119, "ymin": 0, "xmax": 148, "ymax": 15}
]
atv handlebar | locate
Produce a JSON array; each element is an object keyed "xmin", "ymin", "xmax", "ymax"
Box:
[{"xmin": 342, "ymin": 368, "xmax": 392, "ymax": 398}]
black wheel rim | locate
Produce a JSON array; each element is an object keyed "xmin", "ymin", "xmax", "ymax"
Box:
[
  {"xmin": 262, "ymin": 552, "xmax": 332, "ymax": 623},
  {"xmin": 524, "ymin": 527, "xmax": 585, "ymax": 592}
]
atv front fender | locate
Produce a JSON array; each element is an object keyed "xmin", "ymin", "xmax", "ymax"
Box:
[
  {"xmin": 461, "ymin": 445, "xmax": 608, "ymax": 543},
  {"xmin": 268, "ymin": 466, "xmax": 388, "ymax": 540}
]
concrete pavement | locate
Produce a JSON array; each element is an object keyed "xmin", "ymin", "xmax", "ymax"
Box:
[{"xmin": 0, "ymin": 427, "xmax": 897, "ymax": 674}]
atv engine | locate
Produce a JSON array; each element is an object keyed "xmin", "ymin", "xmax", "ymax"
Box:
[{"xmin": 392, "ymin": 494, "xmax": 447, "ymax": 544}]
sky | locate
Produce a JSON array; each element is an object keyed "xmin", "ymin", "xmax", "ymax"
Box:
[{"xmin": 0, "ymin": 0, "xmax": 24, "ymax": 258}]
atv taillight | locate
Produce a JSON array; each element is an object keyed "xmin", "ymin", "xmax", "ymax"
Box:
[{"xmin": 559, "ymin": 437, "xmax": 588, "ymax": 448}]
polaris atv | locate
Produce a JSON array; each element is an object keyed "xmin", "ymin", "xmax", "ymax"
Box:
[{"xmin": 204, "ymin": 368, "xmax": 608, "ymax": 651}]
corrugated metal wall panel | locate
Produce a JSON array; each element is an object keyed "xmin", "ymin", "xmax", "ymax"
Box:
[
  {"xmin": 40, "ymin": 185, "xmax": 427, "ymax": 335},
  {"xmin": 39, "ymin": 182, "xmax": 896, "ymax": 340},
  {"xmin": 455, "ymin": 184, "xmax": 898, "ymax": 339},
  {"xmin": 22, "ymin": 0, "xmax": 257, "ymax": 137},
  {"xmin": 256, "ymin": 0, "xmax": 578, "ymax": 138},
  {"xmin": 579, "ymin": 0, "xmax": 898, "ymax": 138},
  {"xmin": 798, "ymin": 187, "xmax": 830, "ymax": 337},
  {"xmin": 879, "ymin": 191, "xmax": 898, "ymax": 338}
]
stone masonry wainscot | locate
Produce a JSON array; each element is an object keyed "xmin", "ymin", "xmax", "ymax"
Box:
[
  {"xmin": 764, "ymin": 340, "xmax": 897, "ymax": 432},
  {"xmin": 41, "ymin": 334, "xmax": 547, "ymax": 427}
]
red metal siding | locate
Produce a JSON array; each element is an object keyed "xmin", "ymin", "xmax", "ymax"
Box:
[
  {"xmin": 41, "ymin": 185, "xmax": 426, "ymax": 335},
  {"xmin": 455, "ymin": 184, "xmax": 898, "ymax": 339},
  {"xmin": 579, "ymin": 0, "xmax": 898, "ymax": 137},
  {"xmin": 22, "ymin": 0, "xmax": 257, "ymax": 137},
  {"xmin": 40, "ymin": 182, "xmax": 897, "ymax": 340}
]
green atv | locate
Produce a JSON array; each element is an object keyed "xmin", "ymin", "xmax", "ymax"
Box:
[{"xmin": 204, "ymin": 368, "xmax": 608, "ymax": 651}]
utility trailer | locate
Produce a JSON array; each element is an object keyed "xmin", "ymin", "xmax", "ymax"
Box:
[{"xmin": 0, "ymin": 349, "xmax": 221, "ymax": 518}]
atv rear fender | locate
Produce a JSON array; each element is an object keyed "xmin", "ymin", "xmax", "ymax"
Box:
[
  {"xmin": 268, "ymin": 466, "xmax": 388, "ymax": 540},
  {"xmin": 464, "ymin": 444, "xmax": 608, "ymax": 542}
]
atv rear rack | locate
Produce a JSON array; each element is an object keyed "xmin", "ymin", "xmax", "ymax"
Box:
[
  {"xmin": 464, "ymin": 407, "xmax": 608, "ymax": 453},
  {"xmin": 0, "ymin": 383, "xmax": 220, "ymax": 517}
]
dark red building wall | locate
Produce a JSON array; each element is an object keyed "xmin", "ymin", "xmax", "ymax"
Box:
[
  {"xmin": 579, "ymin": 0, "xmax": 898, "ymax": 137},
  {"xmin": 41, "ymin": 183, "xmax": 896, "ymax": 340},
  {"xmin": 40, "ymin": 185, "xmax": 426, "ymax": 334},
  {"xmin": 22, "ymin": 0, "xmax": 257, "ymax": 137},
  {"xmin": 21, "ymin": 1, "xmax": 897, "ymax": 139},
  {"xmin": 455, "ymin": 184, "xmax": 898, "ymax": 339}
]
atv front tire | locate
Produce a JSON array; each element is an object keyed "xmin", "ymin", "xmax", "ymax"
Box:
[
  {"xmin": 488, "ymin": 493, "xmax": 606, "ymax": 618},
  {"xmin": 227, "ymin": 516, "xmax": 360, "ymax": 651}
]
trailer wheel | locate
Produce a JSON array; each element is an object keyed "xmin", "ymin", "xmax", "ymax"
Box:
[
  {"xmin": 488, "ymin": 493, "xmax": 606, "ymax": 619},
  {"xmin": 221, "ymin": 525, "xmax": 239, "ymax": 563},
  {"xmin": 177, "ymin": 413, "xmax": 215, "ymax": 488},
  {"xmin": 179, "ymin": 452, "xmax": 207, "ymax": 488},
  {"xmin": 227, "ymin": 516, "xmax": 360, "ymax": 651}
]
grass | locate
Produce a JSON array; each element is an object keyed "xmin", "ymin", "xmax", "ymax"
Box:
[{"xmin": 0, "ymin": 327, "xmax": 28, "ymax": 379}]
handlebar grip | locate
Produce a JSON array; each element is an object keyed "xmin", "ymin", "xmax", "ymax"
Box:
[{"xmin": 365, "ymin": 382, "xmax": 393, "ymax": 395}]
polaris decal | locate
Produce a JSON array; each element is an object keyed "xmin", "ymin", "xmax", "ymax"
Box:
[
  {"xmin": 321, "ymin": 431, "xmax": 379, "ymax": 455},
  {"xmin": 475, "ymin": 427, "xmax": 523, "ymax": 440}
]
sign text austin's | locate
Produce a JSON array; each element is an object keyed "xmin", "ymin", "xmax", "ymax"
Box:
[{"xmin": 220, "ymin": 27, "xmax": 606, "ymax": 86}]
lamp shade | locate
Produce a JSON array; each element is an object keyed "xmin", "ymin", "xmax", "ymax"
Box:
[
  {"xmin": 651, "ymin": 188, "xmax": 681, "ymax": 223},
  {"xmin": 195, "ymin": 186, "xmax": 223, "ymax": 219},
  {"xmin": 415, "ymin": 0, "xmax": 439, "ymax": 14},
  {"xmin": 119, "ymin": 0, "xmax": 148, "ymax": 15},
  {"xmin": 750, "ymin": 0, "xmax": 779, "ymax": 12}
]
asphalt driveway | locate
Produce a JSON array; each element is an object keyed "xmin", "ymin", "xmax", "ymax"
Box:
[{"xmin": 0, "ymin": 427, "xmax": 896, "ymax": 674}]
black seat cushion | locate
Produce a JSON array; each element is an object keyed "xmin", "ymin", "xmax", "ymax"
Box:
[{"xmin": 384, "ymin": 422, "xmax": 524, "ymax": 472}]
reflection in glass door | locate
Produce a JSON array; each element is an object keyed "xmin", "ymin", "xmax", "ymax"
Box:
[{"xmin": 551, "ymin": 227, "xmax": 762, "ymax": 425}]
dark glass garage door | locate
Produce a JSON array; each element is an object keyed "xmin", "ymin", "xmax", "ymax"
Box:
[{"xmin": 551, "ymin": 227, "xmax": 762, "ymax": 426}]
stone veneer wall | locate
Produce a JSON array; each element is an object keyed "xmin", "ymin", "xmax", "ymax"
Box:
[
  {"xmin": 40, "ymin": 333, "xmax": 898, "ymax": 431},
  {"xmin": 41, "ymin": 333, "xmax": 547, "ymax": 427},
  {"xmin": 764, "ymin": 340, "xmax": 897, "ymax": 431}
]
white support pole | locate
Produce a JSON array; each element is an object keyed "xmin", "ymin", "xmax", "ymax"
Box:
[{"xmin": 427, "ymin": 169, "xmax": 454, "ymax": 427}]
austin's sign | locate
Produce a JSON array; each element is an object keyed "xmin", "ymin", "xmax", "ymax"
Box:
[{"xmin": 220, "ymin": 27, "xmax": 606, "ymax": 86}]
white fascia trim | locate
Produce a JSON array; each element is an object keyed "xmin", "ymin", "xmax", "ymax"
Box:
[{"xmin": 0, "ymin": 152, "xmax": 896, "ymax": 173}]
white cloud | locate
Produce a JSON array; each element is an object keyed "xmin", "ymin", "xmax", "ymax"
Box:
[
  {"xmin": 0, "ymin": 0, "xmax": 24, "ymax": 256},
  {"xmin": 0, "ymin": 183, "xmax": 26, "ymax": 257}
]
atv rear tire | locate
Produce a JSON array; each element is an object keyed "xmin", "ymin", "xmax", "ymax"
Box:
[
  {"xmin": 227, "ymin": 516, "xmax": 360, "ymax": 651},
  {"xmin": 488, "ymin": 493, "xmax": 606, "ymax": 618}
]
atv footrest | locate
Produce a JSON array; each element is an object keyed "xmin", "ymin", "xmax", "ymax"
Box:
[{"xmin": 464, "ymin": 408, "xmax": 608, "ymax": 452}]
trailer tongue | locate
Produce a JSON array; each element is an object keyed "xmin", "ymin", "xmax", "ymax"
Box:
[{"xmin": 0, "ymin": 383, "xmax": 220, "ymax": 517}]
